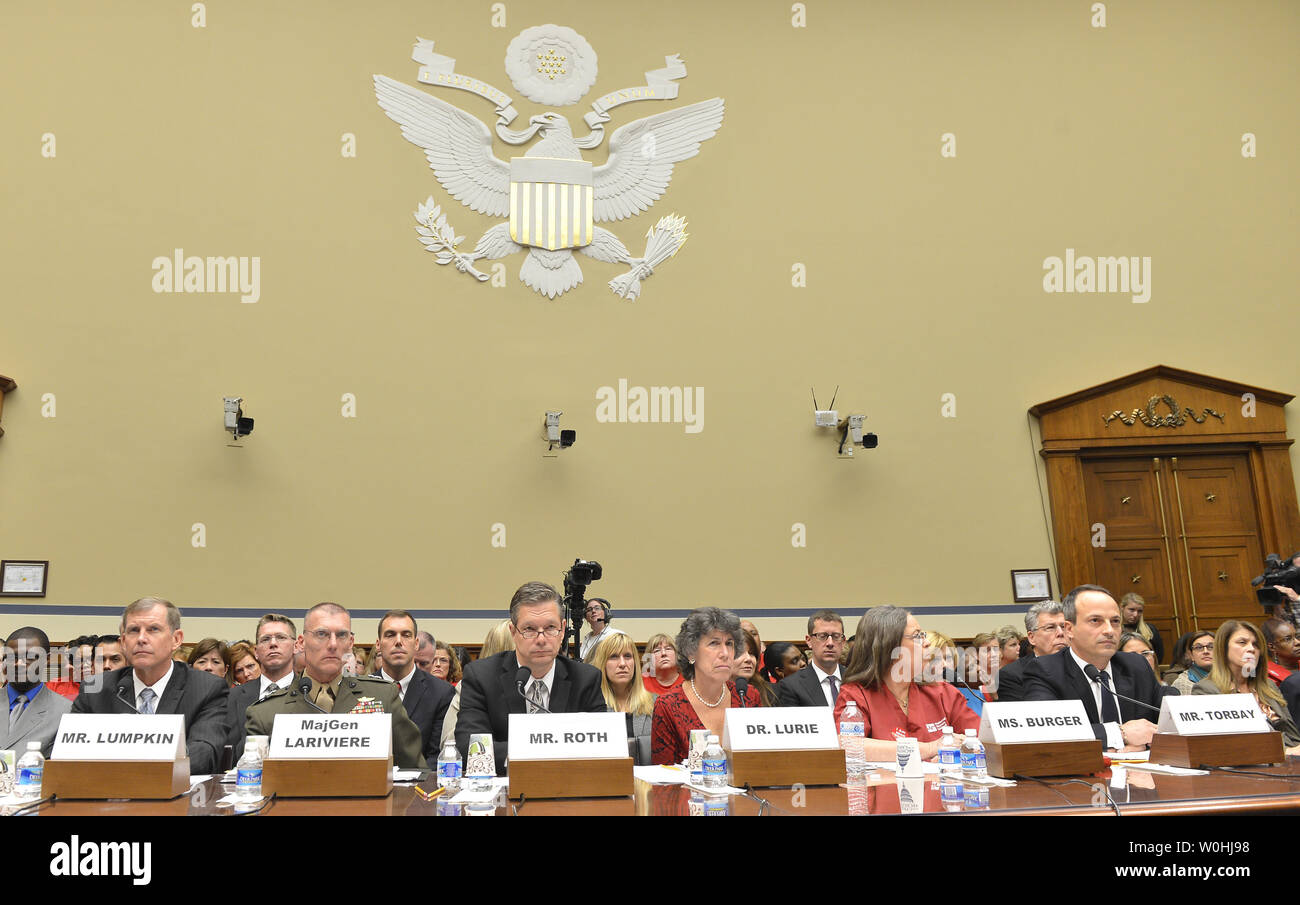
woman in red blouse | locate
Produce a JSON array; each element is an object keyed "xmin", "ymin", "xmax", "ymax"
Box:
[
  {"xmin": 651, "ymin": 607, "xmax": 761, "ymax": 765},
  {"xmin": 833, "ymin": 606, "xmax": 979, "ymax": 761}
]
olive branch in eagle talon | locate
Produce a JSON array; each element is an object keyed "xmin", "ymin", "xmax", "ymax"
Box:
[{"xmin": 414, "ymin": 197, "xmax": 489, "ymax": 281}]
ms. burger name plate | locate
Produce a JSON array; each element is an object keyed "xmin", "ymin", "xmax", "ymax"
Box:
[
  {"xmin": 508, "ymin": 712, "xmax": 627, "ymax": 760},
  {"xmin": 269, "ymin": 713, "xmax": 392, "ymax": 758},
  {"xmin": 52, "ymin": 714, "xmax": 185, "ymax": 760},
  {"xmin": 722, "ymin": 707, "xmax": 837, "ymax": 751},
  {"xmin": 1156, "ymin": 693, "xmax": 1271, "ymax": 736},
  {"xmin": 978, "ymin": 701, "xmax": 1095, "ymax": 744}
]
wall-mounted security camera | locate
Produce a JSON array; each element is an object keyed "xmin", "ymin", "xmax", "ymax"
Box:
[
  {"xmin": 223, "ymin": 396, "xmax": 254, "ymax": 442},
  {"xmin": 837, "ymin": 414, "xmax": 879, "ymax": 457},
  {"xmin": 544, "ymin": 410, "xmax": 576, "ymax": 457}
]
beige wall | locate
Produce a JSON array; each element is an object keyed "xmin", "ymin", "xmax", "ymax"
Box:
[{"xmin": 2, "ymin": 0, "xmax": 1297, "ymax": 646}]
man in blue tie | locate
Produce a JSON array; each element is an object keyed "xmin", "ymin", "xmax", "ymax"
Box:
[
  {"xmin": 2, "ymin": 627, "xmax": 73, "ymax": 757},
  {"xmin": 71, "ymin": 597, "xmax": 229, "ymax": 773}
]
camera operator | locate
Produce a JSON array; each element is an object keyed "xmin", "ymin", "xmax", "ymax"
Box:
[
  {"xmin": 1256, "ymin": 552, "xmax": 1300, "ymax": 625},
  {"xmin": 578, "ymin": 598, "xmax": 625, "ymax": 660}
]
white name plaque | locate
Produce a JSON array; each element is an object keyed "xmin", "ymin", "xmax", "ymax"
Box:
[
  {"xmin": 269, "ymin": 713, "xmax": 391, "ymax": 758},
  {"xmin": 722, "ymin": 706, "xmax": 837, "ymax": 751},
  {"xmin": 52, "ymin": 714, "xmax": 186, "ymax": 761},
  {"xmin": 978, "ymin": 701, "xmax": 1095, "ymax": 744},
  {"xmin": 1156, "ymin": 693, "xmax": 1272, "ymax": 736},
  {"xmin": 508, "ymin": 712, "xmax": 627, "ymax": 760}
]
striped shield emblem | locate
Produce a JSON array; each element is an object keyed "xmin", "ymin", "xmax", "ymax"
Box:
[{"xmin": 509, "ymin": 157, "xmax": 594, "ymax": 251}]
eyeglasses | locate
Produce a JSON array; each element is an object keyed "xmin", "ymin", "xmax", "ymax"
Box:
[
  {"xmin": 1033, "ymin": 624, "xmax": 1069, "ymax": 635},
  {"xmin": 518, "ymin": 627, "xmax": 562, "ymax": 640},
  {"xmin": 257, "ymin": 633, "xmax": 293, "ymax": 645},
  {"xmin": 1191, "ymin": 643, "xmax": 1214, "ymax": 653},
  {"xmin": 810, "ymin": 632, "xmax": 846, "ymax": 643},
  {"xmin": 306, "ymin": 629, "xmax": 353, "ymax": 643},
  {"xmin": 904, "ymin": 631, "xmax": 927, "ymax": 642}
]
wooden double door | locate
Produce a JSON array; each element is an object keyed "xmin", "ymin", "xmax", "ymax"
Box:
[{"xmin": 1081, "ymin": 452, "xmax": 1264, "ymax": 641}]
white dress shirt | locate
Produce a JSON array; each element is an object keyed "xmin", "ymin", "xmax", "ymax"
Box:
[
  {"xmin": 133, "ymin": 662, "xmax": 174, "ymax": 713},
  {"xmin": 518, "ymin": 656, "xmax": 557, "ymax": 708},
  {"xmin": 808, "ymin": 661, "xmax": 843, "ymax": 706},
  {"xmin": 579, "ymin": 625, "xmax": 626, "ymax": 660},
  {"xmin": 259, "ymin": 669, "xmax": 294, "ymax": 700},
  {"xmin": 1069, "ymin": 648, "xmax": 1124, "ymax": 749},
  {"xmin": 381, "ymin": 666, "xmax": 415, "ymax": 701}
]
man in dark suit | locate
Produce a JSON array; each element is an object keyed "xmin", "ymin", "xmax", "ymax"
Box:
[
  {"xmin": 227, "ymin": 613, "xmax": 299, "ymax": 761},
  {"xmin": 776, "ymin": 609, "xmax": 845, "ymax": 707},
  {"xmin": 1024, "ymin": 584, "xmax": 1162, "ymax": 749},
  {"xmin": 3, "ymin": 627, "xmax": 74, "ymax": 757},
  {"xmin": 372, "ymin": 609, "xmax": 454, "ymax": 763},
  {"xmin": 457, "ymin": 581, "xmax": 606, "ymax": 774},
  {"xmin": 71, "ymin": 597, "xmax": 229, "ymax": 773},
  {"xmin": 993, "ymin": 601, "xmax": 1069, "ymax": 702}
]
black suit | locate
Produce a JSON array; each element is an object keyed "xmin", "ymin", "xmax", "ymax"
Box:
[
  {"xmin": 373, "ymin": 668, "xmax": 455, "ymax": 763},
  {"xmin": 1023, "ymin": 649, "xmax": 1162, "ymax": 744},
  {"xmin": 1281, "ymin": 672, "xmax": 1300, "ymax": 723},
  {"xmin": 993, "ymin": 656, "xmax": 1033, "ymax": 702},
  {"xmin": 456, "ymin": 650, "xmax": 606, "ymax": 774},
  {"xmin": 775, "ymin": 664, "xmax": 838, "ymax": 707},
  {"xmin": 71, "ymin": 662, "xmax": 229, "ymax": 773},
  {"xmin": 225, "ymin": 674, "xmax": 295, "ymax": 761}
]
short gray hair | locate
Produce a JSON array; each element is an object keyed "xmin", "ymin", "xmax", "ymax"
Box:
[
  {"xmin": 121, "ymin": 597, "xmax": 181, "ymax": 634},
  {"xmin": 1024, "ymin": 600, "xmax": 1064, "ymax": 633},
  {"xmin": 1061, "ymin": 584, "xmax": 1114, "ymax": 623},
  {"xmin": 416, "ymin": 630, "xmax": 436, "ymax": 650},
  {"xmin": 676, "ymin": 607, "xmax": 745, "ymax": 681}
]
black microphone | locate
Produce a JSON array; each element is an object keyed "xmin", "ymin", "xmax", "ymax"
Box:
[
  {"xmin": 116, "ymin": 684, "xmax": 142, "ymax": 714},
  {"xmin": 516, "ymin": 666, "xmax": 552, "ymax": 714},
  {"xmin": 734, "ymin": 678, "xmax": 749, "ymax": 708},
  {"xmin": 293, "ymin": 675, "xmax": 329, "ymax": 714},
  {"xmin": 1082, "ymin": 664, "xmax": 1161, "ymax": 717}
]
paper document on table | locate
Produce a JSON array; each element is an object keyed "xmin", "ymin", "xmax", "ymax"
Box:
[
  {"xmin": 392, "ymin": 768, "xmax": 423, "ymax": 782},
  {"xmin": 1123, "ymin": 762, "xmax": 1210, "ymax": 776},
  {"xmin": 633, "ymin": 764, "xmax": 689, "ymax": 784}
]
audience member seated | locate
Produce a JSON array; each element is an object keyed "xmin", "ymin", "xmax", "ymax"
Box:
[
  {"xmin": 776, "ymin": 609, "xmax": 845, "ymax": 708},
  {"xmin": 1190, "ymin": 619, "xmax": 1300, "ymax": 755},
  {"xmin": 924, "ymin": 630, "xmax": 960, "ymax": 684},
  {"xmin": 740, "ymin": 619, "xmax": 766, "ymax": 672},
  {"xmin": 1261, "ymin": 618, "xmax": 1298, "ymax": 683},
  {"xmin": 188, "ymin": 638, "xmax": 230, "ymax": 686},
  {"xmin": 832, "ymin": 606, "xmax": 979, "ymax": 761},
  {"xmin": 763, "ymin": 641, "xmax": 806, "ymax": 683},
  {"xmin": 957, "ymin": 632, "xmax": 1000, "ymax": 715},
  {"xmin": 72, "ymin": 597, "xmax": 229, "ymax": 773},
  {"xmin": 246, "ymin": 602, "xmax": 426, "ymax": 768},
  {"xmin": 995, "ymin": 625, "xmax": 1024, "ymax": 666},
  {"xmin": 1023, "ymin": 585, "xmax": 1162, "ymax": 751},
  {"xmin": 1120, "ymin": 592, "xmax": 1164, "ymax": 663},
  {"xmin": 373, "ymin": 609, "xmax": 454, "ymax": 764},
  {"xmin": 1118, "ymin": 632, "xmax": 1166, "ymax": 687},
  {"xmin": 227, "ymin": 641, "xmax": 260, "ymax": 686},
  {"xmin": 733, "ymin": 631, "xmax": 778, "ymax": 706},
  {"xmin": 414, "ymin": 631, "xmax": 438, "ymax": 675},
  {"xmin": 2, "ymin": 627, "xmax": 74, "ymax": 757},
  {"xmin": 651, "ymin": 607, "xmax": 761, "ymax": 765},
  {"xmin": 587, "ymin": 633, "xmax": 657, "ymax": 763},
  {"xmin": 995, "ymin": 601, "xmax": 1068, "ymax": 702},
  {"xmin": 227, "ymin": 613, "xmax": 297, "ymax": 761},
  {"xmin": 44, "ymin": 634, "xmax": 90, "ymax": 701},
  {"xmin": 1170, "ymin": 630, "xmax": 1214, "ymax": 695},
  {"xmin": 579, "ymin": 598, "xmax": 625, "ymax": 660},
  {"xmin": 456, "ymin": 582, "xmax": 606, "ymax": 774},
  {"xmin": 430, "ymin": 640, "xmax": 463, "ymax": 686},
  {"xmin": 642, "ymin": 633, "xmax": 684, "ymax": 695},
  {"xmin": 92, "ymin": 634, "xmax": 127, "ymax": 673}
]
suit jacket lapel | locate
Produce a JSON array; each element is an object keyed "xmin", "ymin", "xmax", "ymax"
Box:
[
  {"xmin": 502, "ymin": 655, "xmax": 527, "ymax": 715},
  {"xmin": 156, "ymin": 664, "xmax": 188, "ymax": 715},
  {"xmin": 1112, "ymin": 657, "xmax": 1137, "ymax": 722},
  {"xmin": 550, "ymin": 659, "xmax": 571, "ymax": 713},
  {"xmin": 403, "ymin": 671, "xmax": 425, "ymax": 713},
  {"xmin": 801, "ymin": 665, "xmax": 824, "ymax": 704},
  {"xmin": 115, "ymin": 671, "xmax": 137, "ymax": 714},
  {"xmin": 1062, "ymin": 654, "xmax": 1100, "ymax": 723},
  {"xmin": 6, "ymin": 686, "xmax": 46, "ymax": 744}
]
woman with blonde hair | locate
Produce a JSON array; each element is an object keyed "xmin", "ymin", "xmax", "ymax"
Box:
[
  {"xmin": 1120, "ymin": 593, "xmax": 1164, "ymax": 663},
  {"xmin": 924, "ymin": 630, "xmax": 959, "ymax": 684},
  {"xmin": 1191, "ymin": 619, "xmax": 1300, "ymax": 755},
  {"xmin": 587, "ymin": 633, "xmax": 656, "ymax": 763}
]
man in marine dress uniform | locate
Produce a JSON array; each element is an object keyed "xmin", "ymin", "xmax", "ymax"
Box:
[{"xmin": 245, "ymin": 602, "xmax": 426, "ymax": 769}]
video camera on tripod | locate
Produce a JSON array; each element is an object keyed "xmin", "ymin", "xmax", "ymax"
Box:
[
  {"xmin": 1252, "ymin": 552, "xmax": 1300, "ymax": 616},
  {"xmin": 562, "ymin": 558, "xmax": 603, "ymax": 659}
]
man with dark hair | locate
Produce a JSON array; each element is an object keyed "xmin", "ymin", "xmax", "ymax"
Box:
[
  {"xmin": 457, "ymin": 581, "xmax": 606, "ymax": 774},
  {"xmin": 1023, "ymin": 585, "xmax": 1162, "ymax": 750},
  {"xmin": 71, "ymin": 597, "xmax": 230, "ymax": 773},
  {"xmin": 373, "ymin": 610, "xmax": 454, "ymax": 763},
  {"xmin": 993, "ymin": 601, "xmax": 1069, "ymax": 702},
  {"xmin": 93, "ymin": 634, "xmax": 127, "ymax": 673},
  {"xmin": 777, "ymin": 609, "xmax": 845, "ymax": 707},
  {"xmin": 2, "ymin": 627, "xmax": 73, "ymax": 757},
  {"xmin": 226, "ymin": 613, "xmax": 298, "ymax": 760},
  {"xmin": 245, "ymin": 602, "xmax": 426, "ymax": 768},
  {"xmin": 578, "ymin": 598, "xmax": 624, "ymax": 660}
]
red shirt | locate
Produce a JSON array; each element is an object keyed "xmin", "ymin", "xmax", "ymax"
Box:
[
  {"xmin": 643, "ymin": 673, "xmax": 684, "ymax": 696},
  {"xmin": 833, "ymin": 681, "xmax": 979, "ymax": 743},
  {"xmin": 651, "ymin": 682, "xmax": 761, "ymax": 765},
  {"xmin": 1268, "ymin": 662, "xmax": 1293, "ymax": 684},
  {"xmin": 45, "ymin": 680, "xmax": 81, "ymax": 702}
]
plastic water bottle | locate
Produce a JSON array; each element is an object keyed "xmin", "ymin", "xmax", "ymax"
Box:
[
  {"xmin": 937, "ymin": 727, "xmax": 961, "ymax": 776},
  {"xmin": 938, "ymin": 774, "xmax": 964, "ymax": 811},
  {"xmin": 235, "ymin": 740, "xmax": 263, "ymax": 801},
  {"xmin": 960, "ymin": 728, "xmax": 986, "ymax": 780},
  {"xmin": 15, "ymin": 742, "xmax": 44, "ymax": 800},
  {"xmin": 436, "ymin": 738, "xmax": 462, "ymax": 792},
  {"xmin": 702, "ymin": 734, "xmax": 727, "ymax": 789},
  {"xmin": 837, "ymin": 700, "xmax": 867, "ymax": 775}
]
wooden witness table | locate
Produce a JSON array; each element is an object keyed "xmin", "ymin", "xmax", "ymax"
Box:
[{"xmin": 19, "ymin": 760, "xmax": 1300, "ymax": 815}]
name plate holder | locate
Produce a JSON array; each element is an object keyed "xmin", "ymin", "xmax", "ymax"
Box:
[
  {"xmin": 1148, "ymin": 693, "xmax": 1283, "ymax": 767},
  {"xmin": 507, "ymin": 713, "xmax": 633, "ymax": 799},
  {"xmin": 45, "ymin": 714, "xmax": 191, "ymax": 800},
  {"xmin": 262, "ymin": 713, "xmax": 393, "ymax": 798},
  {"xmin": 723, "ymin": 708, "xmax": 846, "ymax": 788},
  {"xmin": 979, "ymin": 702, "xmax": 1104, "ymax": 778}
]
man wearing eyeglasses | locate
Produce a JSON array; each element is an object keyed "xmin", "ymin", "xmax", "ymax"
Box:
[
  {"xmin": 226, "ymin": 613, "xmax": 298, "ymax": 760},
  {"xmin": 456, "ymin": 581, "xmax": 607, "ymax": 774},
  {"xmin": 776, "ymin": 610, "xmax": 845, "ymax": 707},
  {"xmin": 991, "ymin": 601, "xmax": 1070, "ymax": 702},
  {"xmin": 245, "ymin": 602, "xmax": 426, "ymax": 768},
  {"xmin": 578, "ymin": 598, "xmax": 624, "ymax": 660}
]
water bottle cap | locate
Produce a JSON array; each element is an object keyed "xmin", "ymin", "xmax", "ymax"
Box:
[
  {"xmin": 27, "ymin": 741, "xmax": 41, "ymax": 750},
  {"xmin": 964, "ymin": 729, "xmax": 976, "ymax": 737},
  {"xmin": 707, "ymin": 734, "xmax": 719, "ymax": 743}
]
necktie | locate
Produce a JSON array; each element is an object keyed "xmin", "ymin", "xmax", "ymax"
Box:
[
  {"xmin": 316, "ymin": 683, "xmax": 335, "ymax": 711},
  {"xmin": 261, "ymin": 683, "xmax": 278, "ymax": 701},
  {"xmin": 1097, "ymin": 672, "xmax": 1120, "ymax": 723},
  {"xmin": 526, "ymin": 680, "xmax": 549, "ymax": 714},
  {"xmin": 9, "ymin": 694, "xmax": 27, "ymax": 730},
  {"xmin": 826, "ymin": 676, "xmax": 839, "ymax": 706},
  {"xmin": 139, "ymin": 688, "xmax": 156, "ymax": 715}
]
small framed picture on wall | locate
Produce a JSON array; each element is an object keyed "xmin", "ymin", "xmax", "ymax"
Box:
[
  {"xmin": 1, "ymin": 560, "xmax": 49, "ymax": 597},
  {"xmin": 1010, "ymin": 568, "xmax": 1051, "ymax": 602}
]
